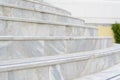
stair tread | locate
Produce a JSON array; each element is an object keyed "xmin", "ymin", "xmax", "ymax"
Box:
[
  {"xmin": 0, "ymin": 45, "xmax": 119, "ymax": 72},
  {"xmin": 0, "ymin": 36, "xmax": 112, "ymax": 41}
]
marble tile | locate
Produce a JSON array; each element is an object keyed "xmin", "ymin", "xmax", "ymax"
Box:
[
  {"xmin": 0, "ymin": 6, "xmax": 3, "ymax": 15},
  {"xmin": 49, "ymin": 65, "xmax": 64, "ymax": 80},
  {"xmin": 0, "ymin": 41, "xmax": 45, "ymax": 60},
  {"xmin": 7, "ymin": 67, "xmax": 49, "ymax": 80},
  {"xmin": 0, "ymin": 72, "xmax": 8, "ymax": 80},
  {"xmin": 66, "ymin": 27, "xmax": 97, "ymax": 36},
  {"xmin": 60, "ymin": 62, "xmax": 78, "ymax": 80},
  {"xmin": 0, "ymin": 20, "xmax": 68, "ymax": 36},
  {"xmin": 49, "ymin": 25, "xmax": 66, "ymax": 36},
  {"xmin": 0, "ymin": 18, "xmax": 94, "ymax": 37},
  {"xmin": 65, "ymin": 39, "xmax": 112, "ymax": 53},
  {"xmin": 44, "ymin": 40, "xmax": 66, "ymax": 56},
  {"xmin": 0, "ymin": 21, "xmax": 50, "ymax": 36},
  {"xmin": 0, "ymin": 38, "xmax": 113, "ymax": 60}
]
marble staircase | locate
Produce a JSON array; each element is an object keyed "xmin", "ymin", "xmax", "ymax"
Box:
[{"xmin": 0, "ymin": 0, "xmax": 120, "ymax": 80}]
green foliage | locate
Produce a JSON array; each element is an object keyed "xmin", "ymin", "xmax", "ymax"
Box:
[{"xmin": 112, "ymin": 23, "xmax": 120, "ymax": 43}]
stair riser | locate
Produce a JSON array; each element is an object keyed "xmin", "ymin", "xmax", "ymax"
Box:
[
  {"xmin": 0, "ymin": 6, "xmax": 84, "ymax": 25},
  {"xmin": 44, "ymin": 39, "xmax": 112, "ymax": 54},
  {"xmin": 0, "ymin": 0, "xmax": 71, "ymax": 16},
  {"xmin": 66, "ymin": 27, "xmax": 98, "ymax": 36},
  {"xmin": 0, "ymin": 47, "xmax": 120, "ymax": 80},
  {"xmin": 0, "ymin": 38, "xmax": 112, "ymax": 60},
  {"xmin": 0, "ymin": 20, "xmax": 97, "ymax": 36}
]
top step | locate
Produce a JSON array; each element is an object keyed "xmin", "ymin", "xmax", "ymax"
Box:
[
  {"xmin": 0, "ymin": 0, "xmax": 71, "ymax": 16},
  {"xmin": 26, "ymin": 0, "xmax": 72, "ymax": 16},
  {"xmin": 0, "ymin": 0, "xmax": 84, "ymax": 25}
]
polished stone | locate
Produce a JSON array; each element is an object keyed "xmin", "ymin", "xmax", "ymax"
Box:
[
  {"xmin": 0, "ymin": 20, "xmax": 97, "ymax": 36},
  {"xmin": 0, "ymin": 0, "xmax": 119, "ymax": 80}
]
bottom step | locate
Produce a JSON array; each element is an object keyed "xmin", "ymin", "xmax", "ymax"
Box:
[
  {"xmin": 0, "ymin": 44, "xmax": 120, "ymax": 80},
  {"xmin": 75, "ymin": 63, "xmax": 120, "ymax": 80}
]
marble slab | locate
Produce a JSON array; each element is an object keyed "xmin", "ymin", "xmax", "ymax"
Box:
[
  {"xmin": 0, "ymin": 20, "xmax": 65, "ymax": 36},
  {"xmin": 0, "ymin": 67, "xmax": 49, "ymax": 80},
  {"xmin": 0, "ymin": 19, "xmax": 97, "ymax": 37},
  {"xmin": 0, "ymin": 36, "xmax": 113, "ymax": 60},
  {"xmin": 66, "ymin": 26, "xmax": 98, "ymax": 36}
]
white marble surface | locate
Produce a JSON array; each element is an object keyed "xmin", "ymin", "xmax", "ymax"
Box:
[
  {"xmin": 0, "ymin": 45, "xmax": 120, "ymax": 80},
  {"xmin": 0, "ymin": 20, "xmax": 65, "ymax": 36},
  {"xmin": 0, "ymin": 0, "xmax": 118, "ymax": 80},
  {"xmin": 66, "ymin": 26, "xmax": 98, "ymax": 36},
  {"xmin": 50, "ymin": 65, "xmax": 64, "ymax": 80},
  {"xmin": 0, "ymin": 37, "xmax": 113, "ymax": 60},
  {"xmin": 0, "ymin": 0, "xmax": 71, "ymax": 16},
  {"xmin": 0, "ymin": 67, "xmax": 49, "ymax": 80},
  {"xmin": 0, "ymin": 0, "xmax": 85, "ymax": 24},
  {"xmin": 0, "ymin": 19, "xmax": 97, "ymax": 37},
  {"xmin": 74, "ymin": 63, "xmax": 120, "ymax": 80}
]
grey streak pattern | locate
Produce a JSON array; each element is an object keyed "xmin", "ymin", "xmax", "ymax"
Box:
[{"xmin": 0, "ymin": 0, "xmax": 119, "ymax": 80}]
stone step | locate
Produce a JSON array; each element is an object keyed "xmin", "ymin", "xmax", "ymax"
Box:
[
  {"xmin": 74, "ymin": 63, "xmax": 120, "ymax": 80},
  {"xmin": 25, "ymin": 0, "xmax": 72, "ymax": 15},
  {"xmin": 0, "ymin": 0, "xmax": 84, "ymax": 24},
  {"xmin": 0, "ymin": 16, "xmax": 97, "ymax": 36},
  {"xmin": 0, "ymin": 36, "xmax": 113, "ymax": 60},
  {"xmin": 0, "ymin": 0, "xmax": 71, "ymax": 16},
  {"xmin": 0, "ymin": 45, "xmax": 120, "ymax": 80}
]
